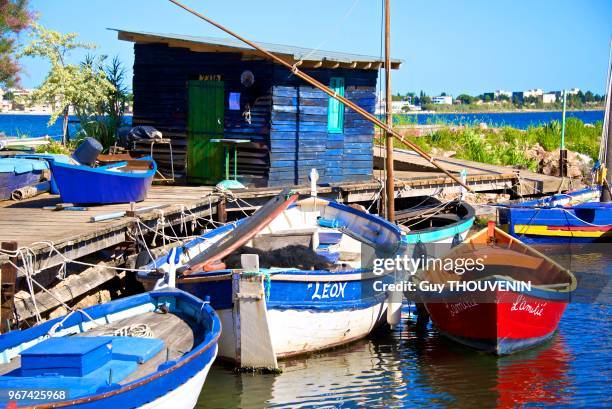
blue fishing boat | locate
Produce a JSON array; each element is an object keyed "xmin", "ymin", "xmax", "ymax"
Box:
[
  {"xmin": 49, "ymin": 157, "xmax": 157, "ymax": 204},
  {"xmin": 0, "ymin": 157, "xmax": 48, "ymax": 200},
  {"xmin": 497, "ymin": 186, "xmax": 612, "ymax": 243},
  {"xmin": 396, "ymin": 198, "xmax": 475, "ymax": 257},
  {"xmin": 0, "ymin": 288, "xmax": 220, "ymax": 409},
  {"xmin": 138, "ymin": 191, "xmax": 407, "ymax": 368}
]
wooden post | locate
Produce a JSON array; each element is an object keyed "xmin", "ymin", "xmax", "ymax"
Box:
[
  {"xmin": 384, "ymin": 0, "xmax": 395, "ymax": 222},
  {"xmin": 216, "ymin": 198, "xmax": 227, "ymax": 224},
  {"xmin": 601, "ymin": 51, "xmax": 612, "ymax": 202},
  {"xmin": 559, "ymin": 90, "xmax": 568, "ymax": 177},
  {"xmin": 232, "ymin": 271, "xmax": 278, "ymax": 370},
  {"xmin": 1, "ymin": 241, "xmax": 18, "ymax": 333}
]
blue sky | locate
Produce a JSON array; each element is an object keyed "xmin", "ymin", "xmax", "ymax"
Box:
[{"xmin": 18, "ymin": 0, "xmax": 612, "ymax": 96}]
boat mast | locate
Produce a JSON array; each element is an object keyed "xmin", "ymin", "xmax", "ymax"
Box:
[
  {"xmin": 166, "ymin": 0, "xmax": 473, "ymax": 192},
  {"xmin": 559, "ymin": 90, "xmax": 567, "ymax": 177},
  {"xmin": 384, "ymin": 0, "xmax": 395, "ymax": 222},
  {"xmin": 602, "ymin": 47, "xmax": 612, "ymax": 202}
]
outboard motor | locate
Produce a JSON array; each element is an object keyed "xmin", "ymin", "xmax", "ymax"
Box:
[{"xmin": 72, "ymin": 137, "xmax": 102, "ymax": 166}]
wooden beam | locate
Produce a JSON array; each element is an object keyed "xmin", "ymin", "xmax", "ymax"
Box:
[
  {"xmin": 323, "ymin": 61, "xmax": 340, "ymax": 69},
  {"xmin": 1, "ymin": 241, "xmax": 17, "ymax": 332},
  {"xmin": 301, "ymin": 61, "xmax": 323, "ymax": 68}
]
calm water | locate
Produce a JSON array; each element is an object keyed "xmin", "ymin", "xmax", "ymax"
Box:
[
  {"xmin": 197, "ymin": 248, "xmax": 611, "ymax": 409},
  {"xmin": 0, "ymin": 111, "xmax": 604, "ymax": 138},
  {"xmin": 0, "ymin": 114, "xmax": 80, "ymax": 139},
  {"xmin": 396, "ymin": 110, "xmax": 605, "ymax": 129}
]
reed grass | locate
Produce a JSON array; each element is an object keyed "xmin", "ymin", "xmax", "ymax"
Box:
[{"xmin": 396, "ymin": 118, "xmax": 602, "ymax": 172}]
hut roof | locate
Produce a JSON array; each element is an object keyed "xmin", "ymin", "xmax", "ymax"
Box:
[{"xmin": 112, "ymin": 29, "xmax": 402, "ymax": 70}]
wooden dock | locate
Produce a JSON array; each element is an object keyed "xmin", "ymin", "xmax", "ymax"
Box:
[
  {"xmin": 0, "ymin": 154, "xmax": 574, "ymax": 273},
  {"xmin": 0, "ymin": 156, "xmax": 576, "ymax": 324}
]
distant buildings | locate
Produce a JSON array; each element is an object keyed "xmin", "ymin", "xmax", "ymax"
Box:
[
  {"xmin": 391, "ymin": 100, "xmax": 409, "ymax": 112},
  {"xmin": 523, "ymin": 88, "xmax": 544, "ymax": 99},
  {"xmin": 542, "ymin": 93, "xmax": 557, "ymax": 104},
  {"xmin": 432, "ymin": 95, "xmax": 453, "ymax": 105},
  {"xmin": 494, "ymin": 90, "xmax": 512, "ymax": 99},
  {"xmin": 0, "ymin": 88, "xmax": 55, "ymax": 113},
  {"xmin": 374, "ymin": 86, "xmax": 585, "ymax": 112}
]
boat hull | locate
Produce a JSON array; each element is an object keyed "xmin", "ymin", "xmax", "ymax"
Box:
[
  {"xmin": 0, "ymin": 290, "xmax": 220, "ymax": 409},
  {"xmin": 49, "ymin": 159, "xmax": 156, "ymax": 204},
  {"xmin": 214, "ymin": 301, "xmax": 386, "ymax": 361},
  {"xmin": 138, "ymin": 349, "xmax": 216, "ymax": 409},
  {"xmin": 179, "ymin": 271, "xmax": 390, "ymax": 361},
  {"xmin": 0, "ymin": 171, "xmax": 40, "ymax": 200},
  {"xmin": 0, "ymin": 157, "xmax": 49, "ymax": 200},
  {"xmin": 498, "ymin": 186, "xmax": 611, "ymax": 243},
  {"xmin": 424, "ymin": 288, "xmax": 569, "ymax": 354}
]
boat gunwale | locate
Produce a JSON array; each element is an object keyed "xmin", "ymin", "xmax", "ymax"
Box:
[
  {"xmin": 5, "ymin": 289, "xmax": 221, "ymax": 409},
  {"xmin": 49, "ymin": 155, "xmax": 157, "ymax": 179},
  {"xmin": 417, "ymin": 226, "xmax": 577, "ymax": 293},
  {"xmin": 399, "ymin": 201, "xmax": 476, "ymax": 242}
]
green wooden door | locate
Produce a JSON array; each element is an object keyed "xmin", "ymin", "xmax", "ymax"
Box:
[{"xmin": 188, "ymin": 80, "xmax": 225, "ymax": 184}]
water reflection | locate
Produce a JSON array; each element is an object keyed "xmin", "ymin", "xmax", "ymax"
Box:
[
  {"xmin": 198, "ymin": 313, "xmax": 575, "ymax": 409},
  {"xmin": 409, "ymin": 319, "xmax": 572, "ymax": 408},
  {"xmin": 197, "ymin": 247, "xmax": 609, "ymax": 408}
]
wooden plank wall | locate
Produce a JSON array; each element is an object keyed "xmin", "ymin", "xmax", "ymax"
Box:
[
  {"xmin": 132, "ymin": 44, "xmax": 377, "ymax": 187},
  {"xmin": 268, "ymin": 67, "xmax": 377, "ymax": 186},
  {"xmin": 131, "ymin": 43, "xmax": 273, "ymax": 184}
]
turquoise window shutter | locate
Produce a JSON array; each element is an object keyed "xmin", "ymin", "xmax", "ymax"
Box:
[{"xmin": 327, "ymin": 77, "xmax": 345, "ymax": 133}]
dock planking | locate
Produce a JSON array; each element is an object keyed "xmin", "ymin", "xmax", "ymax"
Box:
[
  {"xmin": 0, "ymin": 158, "xmax": 572, "ymax": 274},
  {"xmin": 0, "ymin": 186, "xmax": 219, "ymax": 272}
]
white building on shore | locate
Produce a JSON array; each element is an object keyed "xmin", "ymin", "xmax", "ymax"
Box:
[
  {"xmin": 523, "ymin": 88, "xmax": 544, "ymax": 98},
  {"xmin": 542, "ymin": 93, "xmax": 557, "ymax": 104},
  {"xmin": 432, "ymin": 95, "xmax": 453, "ymax": 105}
]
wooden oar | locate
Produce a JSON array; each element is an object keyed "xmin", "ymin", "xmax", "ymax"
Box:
[{"xmin": 183, "ymin": 190, "xmax": 299, "ymax": 275}]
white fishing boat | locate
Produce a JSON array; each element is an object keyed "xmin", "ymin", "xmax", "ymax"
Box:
[{"xmin": 138, "ymin": 190, "xmax": 408, "ymax": 369}]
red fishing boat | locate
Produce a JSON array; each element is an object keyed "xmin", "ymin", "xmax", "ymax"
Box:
[{"xmin": 415, "ymin": 222, "xmax": 576, "ymax": 354}]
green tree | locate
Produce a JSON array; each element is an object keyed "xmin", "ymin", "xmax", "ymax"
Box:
[
  {"xmin": 21, "ymin": 24, "xmax": 115, "ymax": 144},
  {"xmin": 456, "ymin": 93, "xmax": 474, "ymax": 104},
  {"xmin": 76, "ymin": 54, "xmax": 129, "ymax": 149},
  {"xmin": 0, "ymin": 0, "xmax": 34, "ymax": 87},
  {"xmin": 497, "ymin": 94, "xmax": 510, "ymax": 102}
]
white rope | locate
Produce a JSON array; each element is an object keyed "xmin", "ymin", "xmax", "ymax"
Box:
[
  {"xmin": 366, "ymin": 178, "xmax": 385, "ymax": 212},
  {"xmin": 17, "ymin": 247, "xmax": 42, "ymax": 324},
  {"xmin": 135, "ymin": 219, "xmax": 199, "ymax": 244},
  {"xmin": 105, "ymin": 323, "xmax": 153, "ymax": 338},
  {"xmin": 25, "ymin": 240, "xmax": 157, "ymax": 273},
  {"xmin": 135, "ymin": 221, "xmax": 156, "ymax": 264},
  {"xmin": 559, "ymin": 208, "xmax": 612, "ymax": 227},
  {"xmin": 47, "ymin": 308, "xmax": 99, "ymax": 337}
]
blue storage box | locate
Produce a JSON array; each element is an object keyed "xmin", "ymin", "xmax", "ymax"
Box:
[{"xmin": 21, "ymin": 337, "xmax": 112, "ymax": 377}]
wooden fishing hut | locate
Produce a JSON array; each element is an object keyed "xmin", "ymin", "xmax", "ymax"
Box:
[{"xmin": 113, "ymin": 29, "xmax": 401, "ymax": 187}]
